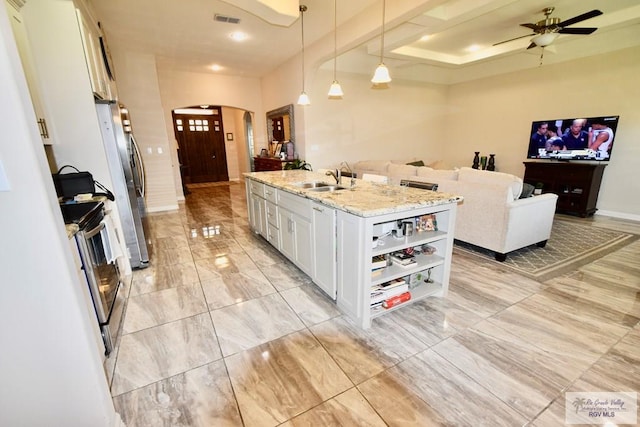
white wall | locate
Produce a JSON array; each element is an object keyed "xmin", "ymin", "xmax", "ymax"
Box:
[
  {"xmin": 444, "ymin": 46, "xmax": 640, "ymax": 217},
  {"xmin": 0, "ymin": 4, "xmax": 116, "ymax": 424}
]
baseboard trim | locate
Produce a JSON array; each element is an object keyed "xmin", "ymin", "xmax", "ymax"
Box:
[
  {"xmin": 147, "ymin": 204, "xmax": 180, "ymax": 213},
  {"xmin": 595, "ymin": 210, "xmax": 640, "ymax": 222}
]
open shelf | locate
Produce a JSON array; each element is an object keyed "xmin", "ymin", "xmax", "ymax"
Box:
[
  {"xmin": 372, "ymin": 230, "xmax": 446, "ymax": 257},
  {"xmin": 371, "ymin": 253, "xmax": 444, "ymax": 286},
  {"xmin": 370, "ymin": 281, "xmax": 443, "ymax": 318}
]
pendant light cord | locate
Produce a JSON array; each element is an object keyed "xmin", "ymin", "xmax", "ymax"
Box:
[
  {"xmin": 300, "ymin": 5, "xmax": 307, "ymax": 91},
  {"xmin": 333, "ymin": 0, "xmax": 337, "ymax": 80},
  {"xmin": 380, "ymin": 0, "xmax": 386, "ymax": 63}
]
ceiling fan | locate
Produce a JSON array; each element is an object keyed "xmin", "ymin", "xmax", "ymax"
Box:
[{"xmin": 494, "ymin": 7, "xmax": 603, "ymax": 49}]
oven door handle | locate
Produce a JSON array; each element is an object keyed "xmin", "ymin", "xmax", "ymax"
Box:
[{"xmin": 84, "ymin": 222, "xmax": 105, "ymax": 239}]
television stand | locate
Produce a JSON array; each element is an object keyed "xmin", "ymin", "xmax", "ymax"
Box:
[{"xmin": 523, "ymin": 162, "xmax": 606, "ymax": 217}]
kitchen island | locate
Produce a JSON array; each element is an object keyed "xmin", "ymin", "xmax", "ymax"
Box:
[{"xmin": 244, "ymin": 170, "xmax": 461, "ymax": 328}]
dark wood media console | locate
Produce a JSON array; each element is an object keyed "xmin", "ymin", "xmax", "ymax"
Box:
[{"xmin": 523, "ymin": 161, "xmax": 606, "ymax": 217}]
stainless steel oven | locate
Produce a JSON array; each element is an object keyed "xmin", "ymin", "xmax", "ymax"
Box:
[{"xmin": 70, "ymin": 203, "xmax": 121, "ymax": 355}]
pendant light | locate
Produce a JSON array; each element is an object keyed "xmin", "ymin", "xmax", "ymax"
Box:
[
  {"xmin": 327, "ymin": 0, "xmax": 343, "ymax": 99},
  {"xmin": 297, "ymin": 5, "xmax": 311, "ymax": 106},
  {"xmin": 371, "ymin": 0, "xmax": 391, "ymax": 86}
]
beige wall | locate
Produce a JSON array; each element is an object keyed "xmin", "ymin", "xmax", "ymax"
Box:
[
  {"xmin": 443, "ymin": 46, "xmax": 640, "ymax": 217},
  {"xmin": 111, "ymin": 54, "xmax": 263, "ymax": 204},
  {"xmin": 111, "ymin": 50, "xmax": 178, "ymax": 212},
  {"xmin": 156, "ymin": 67, "xmax": 264, "ymax": 197},
  {"xmin": 304, "ymin": 68, "xmax": 450, "ymax": 171},
  {"xmin": 110, "ymin": 25, "xmax": 639, "ymax": 218},
  {"xmin": 261, "ymin": 42, "xmax": 639, "ymax": 218}
]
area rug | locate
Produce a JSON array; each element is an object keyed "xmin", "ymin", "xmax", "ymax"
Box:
[{"xmin": 453, "ymin": 219, "xmax": 639, "ymax": 282}]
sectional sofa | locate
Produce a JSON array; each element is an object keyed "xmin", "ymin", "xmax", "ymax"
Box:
[{"xmin": 351, "ymin": 160, "xmax": 559, "ymax": 261}]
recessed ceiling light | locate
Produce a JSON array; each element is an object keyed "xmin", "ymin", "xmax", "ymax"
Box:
[
  {"xmin": 210, "ymin": 64, "xmax": 222, "ymax": 71},
  {"xmin": 229, "ymin": 31, "xmax": 248, "ymax": 42},
  {"xmin": 419, "ymin": 35, "xmax": 431, "ymax": 42},
  {"xmin": 466, "ymin": 44, "xmax": 481, "ymax": 52}
]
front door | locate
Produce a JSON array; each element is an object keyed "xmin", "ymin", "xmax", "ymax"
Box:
[{"xmin": 173, "ymin": 107, "xmax": 229, "ymax": 183}]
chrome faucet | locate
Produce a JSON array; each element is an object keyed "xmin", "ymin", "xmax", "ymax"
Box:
[
  {"xmin": 339, "ymin": 161, "xmax": 356, "ymax": 187},
  {"xmin": 325, "ymin": 169, "xmax": 341, "ymax": 184}
]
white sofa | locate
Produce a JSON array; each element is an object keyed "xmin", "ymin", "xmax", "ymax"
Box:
[{"xmin": 352, "ymin": 160, "xmax": 559, "ymax": 261}]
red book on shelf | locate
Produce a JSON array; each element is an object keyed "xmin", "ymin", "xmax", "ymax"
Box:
[{"xmin": 382, "ymin": 291, "xmax": 411, "ymax": 309}]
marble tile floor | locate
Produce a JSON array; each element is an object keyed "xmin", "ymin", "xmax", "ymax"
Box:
[{"xmin": 108, "ymin": 181, "xmax": 640, "ymax": 426}]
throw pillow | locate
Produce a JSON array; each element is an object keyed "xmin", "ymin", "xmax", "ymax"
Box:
[
  {"xmin": 520, "ymin": 183, "xmax": 535, "ymax": 198},
  {"xmin": 406, "ymin": 160, "xmax": 425, "ymax": 167},
  {"xmin": 427, "ymin": 160, "xmax": 452, "ymax": 170}
]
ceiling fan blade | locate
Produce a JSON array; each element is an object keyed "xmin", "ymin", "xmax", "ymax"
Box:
[
  {"xmin": 520, "ymin": 23, "xmax": 540, "ymax": 31},
  {"xmin": 558, "ymin": 27, "xmax": 597, "ymax": 35},
  {"xmin": 558, "ymin": 9, "xmax": 602, "ymax": 27},
  {"xmin": 526, "ymin": 42, "xmax": 537, "ymax": 50},
  {"xmin": 493, "ymin": 33, "xmax": 535, "ymax": 46}
]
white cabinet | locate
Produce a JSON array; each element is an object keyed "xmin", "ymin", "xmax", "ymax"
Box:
[
  {"xmin": 254, "ymin": 194, "xmax": 267, "ymax": 237},
  {"xmin": 311, "ymin": 202, "xmax": 336, "ymax": 299},
  {"xmin": 246, "ymin": 178, "xmax": 337, "ymax": 299},
  {"xmin": 295, "ymin": 216, "xmax": 313, "ymax": 276},
  {"xmin": 278, "ymin": 208, "xmax": 295, "ymax": 260},
  {"xmin": 246, "ymin": 181, "xmax": 259, "ymax": 231},
  {"xmin": 244, "ymin": 176, "xmax": 457, "ymax": 327},
  {"xmin": 5, "ymin": 0, "xmax": 56, "ymax": 145},
  {"xmin": 248, "ymin": 180, "xmax": 281, "ymax": 247},
  {"xmin": 265, "ymin": 201, "xmax": 279, "ymax": 248},
  {"xmin": 75, "ymin": 1, "xmax": 114, "ymax": 100},
  {"xmin": 277, "ymin": 190, "xmax": 312, "ymax": 276}
]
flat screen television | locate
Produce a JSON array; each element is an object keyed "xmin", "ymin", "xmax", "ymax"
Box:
[{"xmin": 527, "ymin": 115, "xmax": 619, "ymax": 161}]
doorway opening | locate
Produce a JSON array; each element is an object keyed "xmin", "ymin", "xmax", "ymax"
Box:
[
  {"xmin": 244, "ymin": 111, "xmax": 254, "ymax": 172},
  {"xmin": 172, "ymin": 106, "xmax": 229, "ymax": 184}
]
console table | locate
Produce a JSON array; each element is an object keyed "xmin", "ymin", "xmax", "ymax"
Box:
[
  {"xmin": 254, "ymin": 157, "xmax": 285, "ymax": 172},
  {"xmin": 523, "ymin": 161, "xmax": 606, "ymax": 217}
]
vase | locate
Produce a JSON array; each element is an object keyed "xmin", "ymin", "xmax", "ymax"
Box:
[
  {"xmin": 472, "ymin": 152, "xmax": 480, "ymax": 169},
  {"xmin": 480, "ymin": 156, "xmax": 487, "ymax": 170},
  {"xmin": 487, "ymin": 154, "xmax": 496, "ymax": 171}
]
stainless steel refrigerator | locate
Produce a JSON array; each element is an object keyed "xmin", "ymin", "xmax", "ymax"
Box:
[{"xmin": 95, "ymin": 101, "xmax": 149, "ymax": 269}]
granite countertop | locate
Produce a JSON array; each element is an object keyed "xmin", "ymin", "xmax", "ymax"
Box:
[
  {"xmin": 244, "ymin": 170, "xmax": 462, "ymax": 217},
  {"xmin": 66, "ymin": 223, "xmax": 79, "ymax": 239}
]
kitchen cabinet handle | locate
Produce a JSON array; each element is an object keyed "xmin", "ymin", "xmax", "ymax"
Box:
[
  {"xmin": 313, "ymin": 207, "xmax": 324, "ymax": 213},
  {"xmin": 38, "ymin": 118, "xmax": 49, "ymax": 139}
]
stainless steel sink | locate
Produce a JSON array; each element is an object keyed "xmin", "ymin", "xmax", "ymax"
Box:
[
  {"xmin": 295, "ymin": 181, "xmax": 331, "ymax": 189},
  {"xmin": 307, "ymin": 185, "xmax": 347, "ymax": 192}
]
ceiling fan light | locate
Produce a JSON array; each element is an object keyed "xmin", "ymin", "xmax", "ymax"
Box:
[
  {"xmin": 531, "ymin": 33, "xmax": 559, "ymax": 47},
  {"xmin": 297, "ymin": 91, "xmax": 311, "ymax": 106},
  {"xmin": 371, "ymin": 63, "xmax": 391, "ymax": 84},
  {"xmin": 328, "ymin": 81, "xmax": 344, "ymax": 99}
]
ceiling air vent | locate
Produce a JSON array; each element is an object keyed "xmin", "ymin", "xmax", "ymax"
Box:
[{"xmin": 214, "ymin": 14, "xmax": 240, "ymax": 24}]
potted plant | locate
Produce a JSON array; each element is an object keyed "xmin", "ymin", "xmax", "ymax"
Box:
[{"xmin": 283, "ymin": 159, "xmax": 312, "ymax": 171}]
